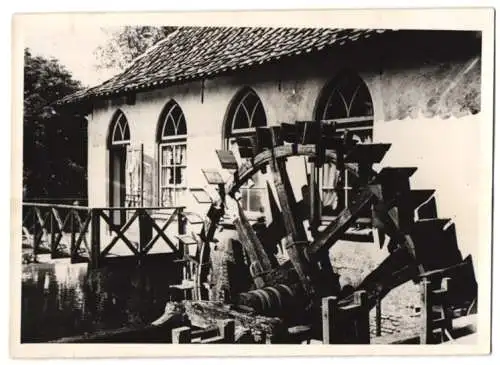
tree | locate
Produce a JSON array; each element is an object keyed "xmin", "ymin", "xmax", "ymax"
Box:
[
  {"xmin": 94, "ymin": 26, "xmax": 176, "ymax": 72},
  {"xmin": 23, "ymin": 48, "xmax": 87, "ymax": 203}
]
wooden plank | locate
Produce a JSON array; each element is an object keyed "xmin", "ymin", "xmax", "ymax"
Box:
[
  {"xmin": 202, "ymin": 169, "xmax": 225, "ymax": 185},
  {"xmin": 271, "ymin": 159, "xmax": 313, "ymax": 295},
  {"xmin": 266, "ymin": 127, "xmax": 314, "ymax": 298},
  {"xmin": 308, "ymin": 188, "xmax": 376, "ymax": 257},
  {"xmin": 235, "ymin": 136, "xmax": 257, "ymax": 158},
  {"xmin": 189, "ymin": 188, "xmax": 212, "ymax": 204},
  {"xmin": 409, "ymin": 189, "xmax": 435, "ymax": 209},
  {"xmin": 353, "ymin": 290, "xmax": 370, "ymax": 344},
  {"xmin": 416, "ymin": 196, "xmax": 438, "ymax": 220},
  {"xmin": 216, "ymin": 149, "xmax": 239, "ymax": 170},
  {"xmin": 409, "ymin": 219, "xmax": 463, "ymax": 271},
  {"xmin": 344, "ymin": 143, "xmax": 391, "ymax": 164},
  {"xmin": 256, "ymin": 127, "xmax": 273, "ymax": 151},
  {"xmin": 280, "ymin": 123, "xmax": 298, "ymax": 144},
  {"xmin": 233, "ymin": 208, "xmax": 273, "ymax": 289}
]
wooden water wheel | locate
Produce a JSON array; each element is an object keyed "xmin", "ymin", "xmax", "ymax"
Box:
[{"xmin": 185, "ymin": 121, "xmax": 477, "ymax": 340}]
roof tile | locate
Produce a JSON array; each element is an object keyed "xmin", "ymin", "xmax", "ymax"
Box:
[{"xmin": 57, "ymin": 26, "xmax": 393, "ymax": 105}]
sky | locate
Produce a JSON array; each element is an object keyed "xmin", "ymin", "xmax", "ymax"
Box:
[{"xmin": 22, "ymin": 19, "xmax": 121, "ymax": 87}]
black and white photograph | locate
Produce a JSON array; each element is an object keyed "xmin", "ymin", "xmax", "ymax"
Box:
[{"xmin": 10, "ymin": 8, "xmax": 494, "ymax": 357}]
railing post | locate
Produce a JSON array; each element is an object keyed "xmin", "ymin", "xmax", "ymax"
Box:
[
  {"xmin": 90, "ymin": 209, "xmax": 101, "ymax": 269},
  {"xmin": 70, "ymin": 210, "xmax": 76, "ymax": 261},
  {"xmin": 375, "ymin": 296, "xmax": 382, "ymax": 337},
  {"xmin": 218, "ymin": 319, "xmax": 235, "ymax": 343},
  {"xmin": 420, "ymin": 278, "xmax": 433, "ymax": 344},
  {"xmin": 50, "ymin": 209, "xmax": 56, "ymax": 258},
  {"xmin": 177, "ymin": 207, "xmax": 187, "ymax": 235},
  {"xmin": 138, "ymin": 209, "xmax": 152, "ymax": 261},
  {"xmin": 172, "ymin": 326, "xmax": 191, "ymax": 344},
  {"xmin": 322, "ymin": 296, "xmax": 338, "ymax": 344},
  {"xmin": 33, "ymin": 208, "xmax": 43, "ymax": 259},
  {"xmin": 354, "ymin": 290, "xmax": 370, "ymax": 344}
]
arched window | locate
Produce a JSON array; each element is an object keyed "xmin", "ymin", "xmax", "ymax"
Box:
[
  {"xmin": 157, "ymin": 100, "xmax": 187, "ymax": 207},
  {"xmin": 109, "ymin": 110, "xmax": 130, "ymax": 146},
  {"xmin": 108, "ymin": 110, "xmax": 130, "ymax": 225},
  {"xmin": 315, "ymin": 72, "xmax": 374, "ymax": 216},
  {"xmin": 224, "ymin": 88, "xmax": 267, "ymax": 215}
]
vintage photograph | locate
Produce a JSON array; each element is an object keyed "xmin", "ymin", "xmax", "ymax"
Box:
[{"xmin": 11, "ymin": 9, "xmax": 494, "ymax": 357}]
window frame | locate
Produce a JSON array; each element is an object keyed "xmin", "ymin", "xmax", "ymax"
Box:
[
  {"xmin": 316, "ymin": 74, "xmax": 374, "ymax": 217},
  {"xmin": 157, "ymin": 101, "xmax": 188, "ymax": 207},
  {"xmin": 224, "ymin": 88, "xmax": 267, "ymax": 216}
]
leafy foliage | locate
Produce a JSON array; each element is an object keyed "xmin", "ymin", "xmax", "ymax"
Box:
[
  {"xmin": 94, "ymin": 26, "xmax": 176, "ymax": 71},
  {"xmin": 23, "ymin": 49, "xmax": 87, "ymax": 204}
]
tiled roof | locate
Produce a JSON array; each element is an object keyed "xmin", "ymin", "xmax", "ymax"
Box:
[{"xmin": 57, "ymin": 26, "xmax": 392, "ymax": 105}]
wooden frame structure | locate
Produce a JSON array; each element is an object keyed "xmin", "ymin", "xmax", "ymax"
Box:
[{"xmin": 22, "ymin": 202, "xmax": 187, "ymax": 269}]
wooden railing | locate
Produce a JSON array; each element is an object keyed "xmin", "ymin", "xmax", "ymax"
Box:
[
  {"xmin": 22, "ymin": 202, "xmax": 188, "ymax": 268},
  {"xmin": 22, "ymin": 202, "xmax": 91, "ymax": 263}
]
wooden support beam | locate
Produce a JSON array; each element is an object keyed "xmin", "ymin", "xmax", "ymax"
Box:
[
  {"xmin": 233, "ymin": 209, "xmax": 274, "ymax": 289},
  {"xmin": 219, "ymin": 319, "xmax": 236, "ymax": 343},
  {"xmin": 322, "ymin": 296, "xmax": 338, "ymax": 344},
  {"xmin": 308, "ymin": 188, "xmax": 376, "ymax": 258},
  {"xmin": 268, "ymin": 128, "xmax": 314, "ymax": 298},
  {"xmin": 90, "ymin": 210, "xmax": 101, "ymax": 269},
  {"xmin": 420, "ymin": 278, "xmax": 433, "ymax": 344}
]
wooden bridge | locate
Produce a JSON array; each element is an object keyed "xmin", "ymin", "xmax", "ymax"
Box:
[{"xmin": 22, "ymin": 202, "xmax": 189, "ymax": 269}]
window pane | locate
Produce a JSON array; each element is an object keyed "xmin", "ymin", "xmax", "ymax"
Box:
[
  {"xmin": 324, "ymin": 90, "xmax": 348, "ymax": 119},
  {"xmin": 122, "ymin": 122, "xmax": 130, "ymax": 141},
  {"xmin": 251, "ymin": 101, "xmax": 267, "ymax": 127},
  {"xmin": 322, "ymin": 189, "xmax": 338, "ymax": 216},
  {"xmin": 162, "ymin": 188, "xmax": 174, "ymax": 207},
  {"xmin": 177, "ymin": 114, "xmax": 187, "ymax": 135},
  {"xmin": 174, "ymin": 144, "xmax": 186, "ymax": 164},
  {"xmin": 233, "ymin": 107, "xmax": 248, "ymax": 130},
  {"xmin": 175, "ymin": 166, "xmax": 186, "ymax": 185},
  {"xmin": 350, "ymin": 85, "xmax": 373, "ymax": 117},
  {"xmin": 162, "ymin": 145, "xmax": 173, "ymax": 165},
  {"xmin": 168, "ymin": 167, "xmax": 175, "ymax": 185},
  {"xmin": 322, "ymin": 163, "xmax": 338, "ymax": 188},
  {"xmin": 163, "ymin": 117, "xmax": 176, "ymax": 137},
  {"xmin": 161, "ymin": 167, "xmax": 168, "ymax": 186},
  {"xmin": 175, "ymin": 188, "xmax": 187, "ymax": 205}
]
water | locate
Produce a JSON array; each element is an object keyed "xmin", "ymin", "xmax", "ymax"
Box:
[{"xmin": 21, "ymin": 256, "xmax": 181, "ymax": 343}]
